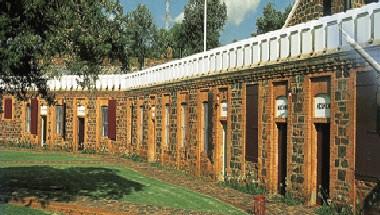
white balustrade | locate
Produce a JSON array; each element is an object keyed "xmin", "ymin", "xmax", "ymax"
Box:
[
  {"xmin": 261, "ymin": 39, "xmax": 269, "ymax": 62},
  {"xmin": 43, "ymin": 3, "xmax": 379, "ymax": 92},
  {"xmin": 236, "ymin": 47, "xmax": 244, "ymax": 67},
  {"xmin": 301, "ymin": 28, "xmax": 313, "ymax": 54},
  {"xmin": 270, "ymin": 37, "xmax": 279, "ymax": 61},
  {"xmin": 229, "ymin": 48, "xmax": 237, "ymax": 68},
  {"xmin": 243, "ymin": 44, "xmax": 252, "ymax": 66}
]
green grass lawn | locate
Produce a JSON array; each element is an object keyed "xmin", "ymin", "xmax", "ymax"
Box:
[
  {"xmin": 0, "ymin": 204, "xmax": 51, "ymax": 215},
  {"xmin": 0, "ymin": 150, "xmax": 246, "ymax": 215}
]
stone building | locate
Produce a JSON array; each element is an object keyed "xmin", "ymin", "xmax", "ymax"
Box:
[{"xmin": 1, "ymin": 0, "xmax": 380, "ymax": 212}]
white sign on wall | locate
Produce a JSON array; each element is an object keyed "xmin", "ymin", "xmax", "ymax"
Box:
[
  {"xmin": 276, "ymin": 96, "xmax": 288, "ymax": 118},
  {"xmin": 77, "ymin": 106, "xmax": 86, "ymax": 117},
  {"xmin": 220, "ymin": 101, "xmax": 228, "ymax": 117},
  {"xmin": 40, "ymin": 106, "xmax": 48, "ymax": 116},
  {"xmin": 314, "ymin": 94, "xmax": 331, "ymax": 118}
]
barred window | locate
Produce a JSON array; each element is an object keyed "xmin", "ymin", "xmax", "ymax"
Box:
[
  {"xmin": 101, "ymin": 106, "xmax": 108, "ymax": 137},
  {"xmin": 56, "ymin": 106, "xmax": 64, "ymax": 136},
  {"xmin": 344, "ymin": 0, "xmax": 352, "ymax": 11},
  {"xmin": 26, "ymin": 104, "xmax": 31, "ymax": 132},
  {"xmin": 323, "ymin": 0, "xmax": 331, "ymax": 16}
]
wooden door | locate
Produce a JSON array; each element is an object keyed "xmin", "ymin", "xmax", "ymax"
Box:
[
  {"xmin": 277, "ymin": 123, "xmax": 287, "ymax": 195},
  {"xmin": 245, "ymin": 84, "xmax": 259, "ymax": 162}
]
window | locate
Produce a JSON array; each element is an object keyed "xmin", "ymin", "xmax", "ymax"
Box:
[
  {"xmin": 101, "ymin": 106, "xmax": 108, "ymax": 137},
  {"xmin": 344, "ymin": 0, "xmax": 352, "ymax": 11},
  {"xmin": 140, "ymin": 106, "xmax": 144, "ymax": 143},
  {"xmin": 165, "ymin": 105, "xmax": 170, "ymax": 146},
  {"xmin": 203, "ymin": 102, "xmax": 209, "ymax": 152},
  {"xmin": 323, "ymin": 0, "xmax": 332, "ymax": 16},
  {"xmin": 3, "ymin": 98, "xmax": 12, "ymax": 119},
  {"xmin": 181, "ymin": 103, "xmax": 187, "ymax": 147},
  {"xmin": 26, "ymin": 104, "xmax": 31, "ymax": 132},
  {"xmin": 56, "ymin": 105, "xmax": 64, "ymax": 136}
]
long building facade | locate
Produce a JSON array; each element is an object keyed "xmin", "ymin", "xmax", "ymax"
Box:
[{"xmin": 1, "ymin": 0, "xmax": 380, "ymax": 211}]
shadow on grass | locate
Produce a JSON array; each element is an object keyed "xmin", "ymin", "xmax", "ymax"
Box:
[{"xmin": 0, "ymin": 166, "xmax": 143, "ymax": 203}]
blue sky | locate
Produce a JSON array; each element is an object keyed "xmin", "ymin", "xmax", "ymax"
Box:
[{"xmin": 120, "ymin": 0, "xmax": 293, "ymax": 45}]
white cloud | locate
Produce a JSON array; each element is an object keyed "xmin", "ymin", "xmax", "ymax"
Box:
[
  {"xmin": 174, "ymin": 12, "xmax": 184, "ymax": 23},
  {"xmin": 222, "ymin": 0, "xmax": 261, "ymax": 26},
  {"xmin": 174, "ymin": 0, "xmax": 260, "ymax": 26}
]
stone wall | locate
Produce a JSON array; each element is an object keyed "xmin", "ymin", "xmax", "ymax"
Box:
[
  {"xmin": 1, "ymin": 51, "xmax": 378, "ymax": 210},
  {"xmin": 286, "ymin": 0, "xmax": 367, "ymax": 27}
]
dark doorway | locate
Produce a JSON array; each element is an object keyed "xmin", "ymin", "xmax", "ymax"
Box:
[
  {"xmin": 316, "ymin": 123, "xmax": 330, "ymax": 204},
  {"xmin": 221, "ymin": 121, "xmax": 228, "ymax": 177},
  {"xmin": 41, "ymin": 116, "xmax": 47, "ymax": 146},
  {"xmin": 277, "ymin": 123, "xmax": 287, "ymax": 195},
  {"xmin": 78, "ymin": 118, "xmax": 85, "ymax": 151}
]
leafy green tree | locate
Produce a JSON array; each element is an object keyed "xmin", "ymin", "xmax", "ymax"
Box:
[
  {"xmin": 181, "ymin": 0, "xmax": 227, "ymax": 56},
  {"xmin": 255, "ymin": 2, "xmax": 292, "ymax": 35},
  {"xmin": 127, "ymin": 4, "xmax": 156, "ymax": 70},
  {"xmin": 153, "ymin": 23, "xmax": 186, "ymax": 59},
  {"xmin": 153, "ymin": 29, "xmax": 172, "ymax": 59},
  {"xmin": 0, "ymin": 0, "xmax": 129, "ymax": 99},
  {"xmin": 170, "ymin": 23, "xmax": 187, "ymax": 58}
]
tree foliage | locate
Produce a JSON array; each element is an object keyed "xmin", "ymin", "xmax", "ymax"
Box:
[
  {"xmin": 181, "ymin": 0, "xmax": 227, "ymax": 56},
  {"xmin": 0, "ymin": 0, "xmax": 129, "ymax": 98},
  {"xmin": 153, "ymin": 23, "xmax": 186, "ymax": 59},
  {"xmin": 255, "ymin": 2, "xmax": 292, "ymax": 35},
  {"xmin": 127, "ymin": 4, "xmax": 156, "ymax": 70}
]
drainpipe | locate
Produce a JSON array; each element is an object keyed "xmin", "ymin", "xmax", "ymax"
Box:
[{"xmin": 341, "ymin": 29, "xmax": 380, "ymax": 75}]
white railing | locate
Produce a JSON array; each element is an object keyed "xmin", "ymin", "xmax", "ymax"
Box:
[{"xmin": 47, "ymin": 2, "xmax": 380, "ymax": 91}]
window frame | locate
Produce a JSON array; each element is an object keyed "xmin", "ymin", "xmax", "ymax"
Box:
[
  {"xmin": 56, "ymin": 105, "xmax": 64, "ymax": 136},
  {"xmin": 26, "ymin": 103, "xmax": 31, "ymax": 132},
  {"xmin": 344, "ymin": 0, "xmax": 352, "ymax": 11},
  {"xmin": 180, "ymin": 103, "xmax": 188, "ymax": 147},
  {"xmin": 165, "ymin": 104, "xmax": 170, "ymax": 146},
  {"xmin": 323, "ymin": 0, "xmax": 332, "ymax": 16},
  {"xmin": 101, "ymin": 106, "xmax": 109, "ymax": 137}
]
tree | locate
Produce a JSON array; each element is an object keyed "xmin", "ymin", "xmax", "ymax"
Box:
[
  {"xmin": 153, "ymin": 23, "xmax": 186, "ymax": 59},
  {"xmin": 153, "ymin": 29, "xmax": 173, "ymax": 59},
  {"xmin": 127, "ymin": 4, "xmax": 156, "ymax": 70},
  {"xmin": 255, "ymin": 2, "xmax": 292, "ymax": 35},
  {"xmin": 170, "ymin": 23, "xmax": 187, "ymax": 58},
  {"xmin": 0, "ymin": 0, "xmax": 130, "ymax": 99},
  {"xmin": 181, "ymin": 0, "xmax": 227, "ymax": 56}
]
